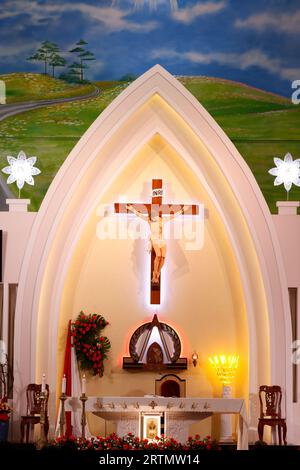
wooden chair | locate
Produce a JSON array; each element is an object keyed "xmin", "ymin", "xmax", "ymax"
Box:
[
  {"xmin": 20, "ymin": 384, "xmax": 49, "ymax": 443},
  {"xmin": 258, "ymin": 385, "xmax": 287, "ymax": 445}
]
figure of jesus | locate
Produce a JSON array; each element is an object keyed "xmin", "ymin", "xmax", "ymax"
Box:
[
  {"xmin": 146, "ymin": 419, "xmax": 158, "ymax": 440},
  {"xmin": 126, "ymin": 204, "xmax": 188, "ymax": 284}
]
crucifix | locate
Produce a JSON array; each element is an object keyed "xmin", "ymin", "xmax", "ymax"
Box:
[{"xmin": 114, "ymin": 179, "xmax": 198, "ymax": 304}]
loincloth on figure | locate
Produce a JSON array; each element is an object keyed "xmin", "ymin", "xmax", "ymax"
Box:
[{"xmin": 150, "ymin": 237, "xmax": 166, "ymax": 248}]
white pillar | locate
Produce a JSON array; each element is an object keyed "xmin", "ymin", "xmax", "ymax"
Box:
[
  {"xmin": 276, "ymin": 201, "xmax": 299, "ymax": 215},
  {"xmin": 6, "ymin": 199, "xmax": 30, "ymax": 213},
  {"xmin": 0, "ymin": 80, "xmax": 5, "ymax": 105},
  {"xmin": 1, "ymin": 283, "xmax": 9, "ymax": 362},
  {"xmin": 219, "ymin": 385, "xmax": 234, "ymax": 443}
]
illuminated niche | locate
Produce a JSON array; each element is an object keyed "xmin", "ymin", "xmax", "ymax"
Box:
[{"xmin": 123, "ymin": 314, "xmax": 187, "ymax": 370}]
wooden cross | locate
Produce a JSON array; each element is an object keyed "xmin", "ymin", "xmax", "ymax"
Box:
[{"xmin": 114, "ymin": 179, "xmax": 198, "ymax": 304}]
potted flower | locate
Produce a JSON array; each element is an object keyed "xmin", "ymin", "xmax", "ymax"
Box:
[
  {"xmin": 0, "ymin": 351, "xmax": 13, "ymax": 443},
  {"xmin": 0, "ymin": 397, "xmax": 12, "ymax": 442}
]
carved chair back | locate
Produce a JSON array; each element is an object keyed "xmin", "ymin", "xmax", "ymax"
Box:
[
  {"xmin": 26, "ymin": 384, "xmax": 49, "ymax": 416},
  {"xmin": 259, "ymin": 385, "xmax": 282, "ymax": 419}
]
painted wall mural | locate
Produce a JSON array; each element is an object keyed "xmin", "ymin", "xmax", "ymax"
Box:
[{"xmin": 0, "ymin": 0, "xmax": 299, "ymax": 211}]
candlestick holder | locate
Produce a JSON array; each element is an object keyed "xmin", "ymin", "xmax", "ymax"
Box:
[
  {"xmin": 38, "ymin": 391, "xmax": 47, "ymax": 447},
  {"xmin": 80, "ymin": 393, "xmax": 88, "ymax": 439},
  {"xmin": 59, "ymin": 392, "xmax": 67, "ymax": 437}
]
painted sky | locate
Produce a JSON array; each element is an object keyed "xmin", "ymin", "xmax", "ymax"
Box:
[{"xmin": 0, "ymin": 0, "xmax": 299, "ymax": 96}]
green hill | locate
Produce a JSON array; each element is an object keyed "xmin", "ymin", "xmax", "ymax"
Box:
[
  {"xmin": 181, "ymin": 76, "xmax": 300, "ymax": 212},
  {"xmin": 0, "ymin": 73, "xmax": 299, "ymax": 211},
  {"xmin": 0, "ymin": 73, "xmax": 94, "ymax": 103}
]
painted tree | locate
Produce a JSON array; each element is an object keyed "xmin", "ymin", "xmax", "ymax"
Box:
[
  {"xmin": 49, "ymin": 53, "xmax": 67, "ymax": 78},
  {"xmin": 27, "ymin": 41, "xmax": 62, "ymax": 75},
  {"xmin": 66, "ymin": 61, "xmax": 83, "ymax": 83},
  {"xmin": 69, "ymin": 39, "xmax": 96, "ymax": 81}
]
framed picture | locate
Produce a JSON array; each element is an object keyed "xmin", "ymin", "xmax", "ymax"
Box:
[{"xmin": 142, "ymin": 413, "xmax": 162, "ymax": 441}]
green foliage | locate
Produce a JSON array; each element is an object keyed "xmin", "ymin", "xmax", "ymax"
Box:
[
  {"xmin": 59, "ymin": 72, "xmax": 80, "ymax": 84},
  {"xmin": 72, "ymin": 312, "xmax": 111, "ymax": 377},
  {"xmin": 27, "ymin": 40, "xmax": 62, "ymax": 75},
  {"xmin": 94, "ymin": 80, "xmax": 124, "ymax": 90},
  {"xmin": 49, "ymin": 54, "xmax": 67, "ymax": 78},
  {"xmin": 69, "ymin": 39, "xmax": 96, "ymax": 81},
  {"xmin": 65, "ymin": 61, "xmax": 83, "ymax": 83},
  {"xmin": 0, "ymin": 72, "xmax": 94, "ymax": 103},
  {"xmin": 0, "ymin": 75, "xmax": 299, "ymax": 213},
  {"xmin": 181, "ymin": 76, "xmax": 300, "ymax": 212},
  {"xmin": 76, "ymin": 39, "xmax": 88, "ymax": 46},
  {"xmin": 0, "ymin": 77, "xmax": 126, "ymax": 210},
  {"xmin": 119, "ymin": 73, "xmax": 137, "ymax": 82},
  {"xmin": 27, "ymin": 39, "xmax": 96, "ymax": 80}
]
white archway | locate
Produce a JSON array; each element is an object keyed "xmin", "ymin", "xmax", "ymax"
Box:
[{"xmin": 14, "ymin": 65, "xmax": 292, "ymax": 439}]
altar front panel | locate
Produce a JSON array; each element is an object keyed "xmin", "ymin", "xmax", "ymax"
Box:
[{"xmin": 65, "ymin": 396, "xmax": 248, "ymax": 449}]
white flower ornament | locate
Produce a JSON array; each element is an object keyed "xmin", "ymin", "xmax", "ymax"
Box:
[
  {"xmin": 268, "ymin": 153, "xmax": 300, "ymax": 193},
  {"xmin": 2, "ymin": 150, "xmax": 41, "ymax": 191}
]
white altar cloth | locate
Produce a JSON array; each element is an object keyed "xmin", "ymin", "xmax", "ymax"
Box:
[{"xmin": 65, "ymin": 396, "xmax": 248, "ymax": 450}]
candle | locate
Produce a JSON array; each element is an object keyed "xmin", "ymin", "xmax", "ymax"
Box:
[
  {"xmin": 41, "ymin": 373, "xmax": 46, "ymax": 393},
  {"xmin": 82, "ymin": 374, "xmax": 86, "ymax": 395},
  {"xmin": 62, "ymin": 374, "xmax": 66, "ymax": 394},
  {"xmin": 0, "ymin": 340, "xmax": 6, "ymax": 365}
]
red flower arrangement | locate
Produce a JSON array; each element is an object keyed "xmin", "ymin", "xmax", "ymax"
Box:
[
  {"xmin": 72, "ymin": 311, "xmax": 111, "ymax": 377},
  {"xmin": 52, "ymin": 432, "xmax": 219, "ymax": 451},
  {"xmin": 0, "ymin": 397, "xmax": 12, "ymax": 422},
  {"xmin": 184, "ymin": 434, "xmax": 214, "ymax": 451}
]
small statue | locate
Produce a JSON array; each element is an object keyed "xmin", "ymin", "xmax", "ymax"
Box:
[{"xmin": 126, "ymin": 204, "xmax": 188, "ymax": 283}]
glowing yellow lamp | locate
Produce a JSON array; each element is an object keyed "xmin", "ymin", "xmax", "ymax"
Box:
[
  {"xmin": 208, "ymin": 354, "xmax": 239, "ymax": 443},
  {"xmin": 208, "ymin": 355, "xmax": 239, "ymax": 386}
]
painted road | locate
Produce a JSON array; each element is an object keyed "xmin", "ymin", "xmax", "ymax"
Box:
[{"xmin": 0, "ymin": 87, "xmax": 100, "ymax": 209}]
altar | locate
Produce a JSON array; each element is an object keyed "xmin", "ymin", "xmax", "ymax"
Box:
[{"xmin": 65, "ymin": 396, "xmax": 248, "ymax": 450}]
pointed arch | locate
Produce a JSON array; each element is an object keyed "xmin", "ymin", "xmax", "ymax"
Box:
[{"xmin": 14, "ymin": 65, "xmax": 292, "ymax": 436}]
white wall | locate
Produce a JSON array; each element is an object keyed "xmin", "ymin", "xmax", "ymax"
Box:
[
  {"xmin": 273, "ymin": 211, "xmax": 300, "ymax": 441},
  {"xmin": 1, "ymin": 210, "xmax": 35, "ymax": 284},
  {"xmin": 58, "ymin": 135, "xmax": 248, "ymax": 437},
  {"xmin": 0, "ymin": 205, "xmax": 35, "ymax": 441},
  {"xmin": 11, "ymin": 66, "xmax": 293, "ymax": 443}
]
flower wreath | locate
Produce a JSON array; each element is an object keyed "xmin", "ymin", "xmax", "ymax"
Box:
[{"xmin": 72, "ymin": 311, "xmax": 111, "ymax": 377}]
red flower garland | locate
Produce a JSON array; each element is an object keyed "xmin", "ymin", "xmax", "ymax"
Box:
[
  {"xmin": 72, "ymin": 312, "xmax": 111, "ymax": 377},
  {"xmin": 53, "ymin": 432, "xmax": 220, "ymax": 451}
]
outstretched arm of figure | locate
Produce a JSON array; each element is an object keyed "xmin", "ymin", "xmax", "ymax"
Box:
[
  {"xmin": 165, "ymin": 205, "xmax": 190, "ymax": 220},
  {"xmin": 126, "ymin": 204, "xmax": 149, "ymax": 221}
]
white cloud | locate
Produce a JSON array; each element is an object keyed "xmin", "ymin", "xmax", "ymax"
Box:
[
  {"xmin": 172, "ymin": 1, "xmax": 226, "ymax": 24},
  {"xmin": 235, "ymin": 11, "xmax": 300, "ymax": 34},
  {"xmin": 66, "ymin": 3, "xmax": 159, "ymax": 32},
  {"xmin": 151, "ymin": 47, "xmax": 300, "ymax": 81},
  {"xmin": 0, "ymin": 0, "xmax": 65, "ymax": 26},
  {"xmin": 280, "ymin": 67, "xmax": 300, "ymax": 81},
  {"xmin": 0, "ymin": 0, "xmax": 159, "ymax": 33},
  {"xmin": 0, "ymin": 41, "xmax": 41, "ymax": 65},
  {"xmin": 0, "ymin": 42, "xmax": 39, "ymax": 59},
  {"xmin": 130, "ymin": 0, "xmax": 178, "ymax": 10}
]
